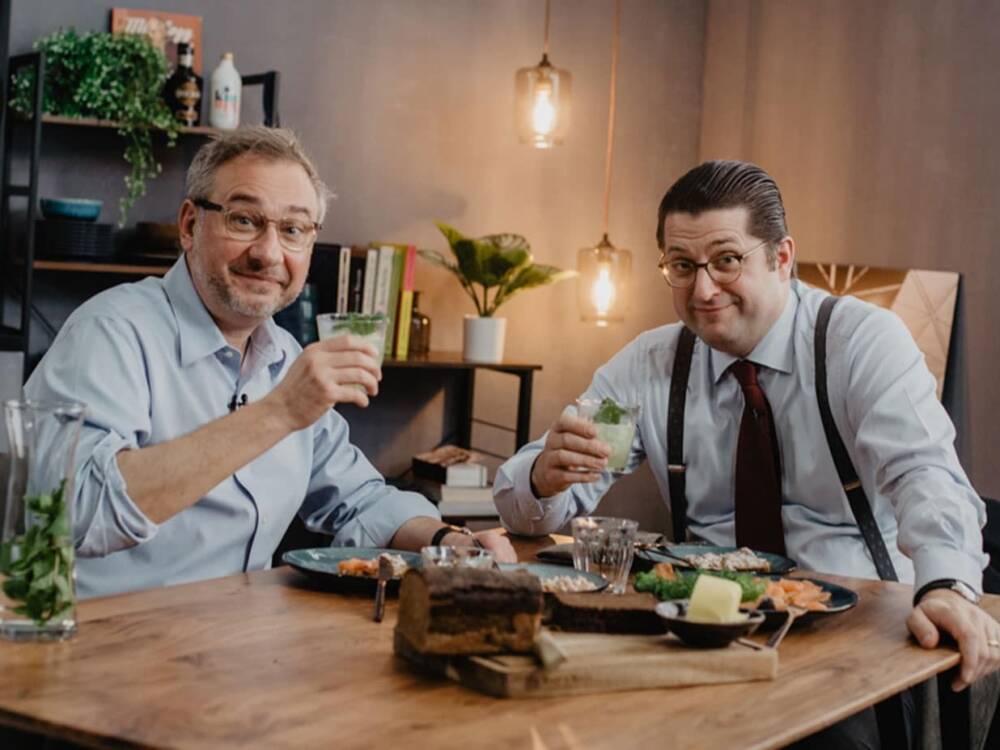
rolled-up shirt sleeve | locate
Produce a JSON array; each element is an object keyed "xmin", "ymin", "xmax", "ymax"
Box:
[
  {"xmin": 840, "ymin": 306, "xmax": 987, "ymax": 594},
  {"xmin": 301, "ymin": 409, "xmax": 440, "ymax": 547},
  {"xmin": 24, "ymin": 316, "xmax": 160, "ymax": 556}
]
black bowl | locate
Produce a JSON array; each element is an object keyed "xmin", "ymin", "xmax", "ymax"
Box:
[{"xmin": 655, "ymin": 600, "xmax": 766, "ymax": 648}]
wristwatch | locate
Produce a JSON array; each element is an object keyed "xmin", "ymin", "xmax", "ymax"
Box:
[
  {"xmin": 429, "ymin": 524, "xmax": 474, "ymax": 547},
  {"xmin": 913, "ymin": 578, "xmax": 981, "ymax": 607}
]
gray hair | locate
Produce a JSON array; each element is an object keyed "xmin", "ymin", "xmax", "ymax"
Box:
[{"xmin": 185, "ymin": 126, "xmax": 332, "ymax": 224}]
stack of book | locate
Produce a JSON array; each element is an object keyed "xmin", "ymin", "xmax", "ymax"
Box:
[{"xmin": 411, "ymin": 445, "xmax": 497, "ymax": 519}]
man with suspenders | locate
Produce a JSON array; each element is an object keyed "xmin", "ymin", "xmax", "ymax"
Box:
[{"xmin": 495, "ymin": 160, "xmax": 999, "ymax": 746}]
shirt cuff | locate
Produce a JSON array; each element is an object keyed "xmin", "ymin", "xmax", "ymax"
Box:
[
  {"xmin": 910, "ymin": 544, "xmax": 985, "ymax": 597},
  {"xmin": 75, "ymin": 432, "xmax": 159, "ymax": 557}
]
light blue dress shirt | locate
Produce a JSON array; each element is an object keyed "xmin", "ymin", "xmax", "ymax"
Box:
[
  {"xmin": 24, "ymin": 258, "xmax": 440, "ymax": 599},
  {"xmin": 495, "ymin": 280, "xmax": 987, "ymax": 593}
]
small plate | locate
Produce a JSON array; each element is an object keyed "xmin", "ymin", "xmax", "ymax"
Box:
[
  {"xmin": 747, "ymin": 576, "xmax": 859, "ymax": 627},
  {"xmin": 282, "ymin": 547, "xmax": 421, "ymax": 593},
  {"xmin": 634, "ymin": 544, "xmax": 797, "ymax": 575},
  {"xmin": 655, "ymin": 600, "xmax": 766, "ymax": 648},
  {"xmin": 498, "ymin": 562, "xmax": 608, "ymax": 593}
]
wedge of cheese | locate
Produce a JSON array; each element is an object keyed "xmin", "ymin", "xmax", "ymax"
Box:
[{"xmin": 686, "ymin": 575, "xmax": 748, "ymax": 623}]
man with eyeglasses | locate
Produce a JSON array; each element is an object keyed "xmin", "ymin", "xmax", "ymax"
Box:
[
  {"xmin": 495, "ymin": 160, "xmax": 998, "ymax": 747},
  {"xmin": 24, "ymin": 126, "xmax": 515, "ymax": 599}
]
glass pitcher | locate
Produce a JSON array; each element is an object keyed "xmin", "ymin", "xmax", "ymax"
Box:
[{"xmin": 1, "ymin": 399, "xmax": 86, "ymax": 641}]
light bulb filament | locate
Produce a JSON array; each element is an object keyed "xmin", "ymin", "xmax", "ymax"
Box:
[
  {"xmin": 532, "ymin": 82, "xmax": 556, "ymax": 136},
  {"xmin": 591, "ymin": 265, "xmax": 615, "ymax": 316}
]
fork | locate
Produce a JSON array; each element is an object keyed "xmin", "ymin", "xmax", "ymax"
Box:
[
  {"xmin": 765, "ymin": 605, "xmax": 806, "ymax": 649},
  {"xmin": 372, "ymin": 555, "xmax": 393, "ymax": 623}
]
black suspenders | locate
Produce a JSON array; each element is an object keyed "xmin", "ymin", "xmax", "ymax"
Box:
[{"xmin": 666, "ymin": 295, "xmax": 899, "ymax": 582}]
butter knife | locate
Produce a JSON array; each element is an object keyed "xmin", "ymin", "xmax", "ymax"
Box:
[{"xmin": 373, "ymin": 554, "xmax": 393, "ymax": 623}]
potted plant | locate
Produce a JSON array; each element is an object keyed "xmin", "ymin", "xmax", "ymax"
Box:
[
  {"xmin": 9, "ymin": 28, "xmax": 181, "ymax": 225},
  {"xmin": 421, "ymin": 221, "xmax": 575, "ymax": 362}
]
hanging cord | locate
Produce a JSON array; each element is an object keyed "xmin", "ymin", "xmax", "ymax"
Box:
[
  {"xmin": 601, "ymin": 0, "xmax": 621, "ymax": 239},
  {"xmin": 542, "ymin": 0, "xmax": 551, "ymax": 59}
]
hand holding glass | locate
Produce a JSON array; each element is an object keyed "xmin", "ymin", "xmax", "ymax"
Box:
[
  {"xmin": 315, "ymin": 313, "xmax": 387, "ymax": 391},
  {"xmin": 575, "ymin": 398, "xmax": 639, "ymax": 474}
]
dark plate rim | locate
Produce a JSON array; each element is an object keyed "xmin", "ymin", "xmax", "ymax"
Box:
[{"xmin": 282, "ymin": 546, "xmax": 422, "ymax": 581}]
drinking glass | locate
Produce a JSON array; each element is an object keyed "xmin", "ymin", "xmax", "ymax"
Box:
[
  {"xmin": 571, "ymin": 516, "xmax": 638, "ymax": 594},
  {"xmin": 575, "ymin": 398, "xmax": 640, "ymax": 474},
  {"xmin": 1, "ymin": 400, "xmax": 86, "ymax": 641},
  {"xmin": 420, "ymin": 546, "xmax": 495, "ymax": 568},
  {"xmin": 316, "ymin": 313, "xmax": 388, "ymax": 389}
]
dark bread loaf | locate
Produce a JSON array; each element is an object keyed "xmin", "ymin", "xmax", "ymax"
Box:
[
  {"xmin": 545, "ymin": 591, "xmax": 666, "ymax": 634},
  {"xmin": 394, "ymin": 566, "xmax": 543, "ymax": 655}
]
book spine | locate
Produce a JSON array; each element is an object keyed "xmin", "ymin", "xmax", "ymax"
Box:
[
  {"xmin": 384, "ymin": 246, "xmax": 406, "ymax": 355},
  {"xmin": 394, "ymin": 244, "xmax": 417, "ymax": 358},
  {"xmin": 348, "ymin": 247, "xmax": 367, "ymax": 313},
  {"xmin": 372, "ymin": 245, "xmax": 395, "ymax": 316},
  {"xmin": 361, "ymin": 247, "xmax": 379, "ymax": 314},
  {"xmin": 336, "ymin": 245, "xmax": 351, "ymax": 314}
]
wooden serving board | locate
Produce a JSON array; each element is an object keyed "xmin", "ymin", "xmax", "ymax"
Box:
[{"xmin": 395, "ymin": 630, "xmax": 777, "ymax": 698}]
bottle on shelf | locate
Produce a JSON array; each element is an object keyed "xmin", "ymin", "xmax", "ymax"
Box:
[
  {"xmin": 409, "ymin": 291, "xmax": 431, "ymax": 355},
  {"xmin": 209, "ymin": 52, "xmax": 242, "ymax": 130},
  {"xmin": 163, "ymin": 43, "xmax": 203, "ymax": 127}
]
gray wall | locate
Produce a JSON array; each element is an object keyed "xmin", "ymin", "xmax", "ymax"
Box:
[
  {"xmin": 700, "ymin": 0, "xmax": 1000, "ymax": 500},
  {"xmin": 6, "ymin": 0, "xmax": 708, "ymax": 533}
]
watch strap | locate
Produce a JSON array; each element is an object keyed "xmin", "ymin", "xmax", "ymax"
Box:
[
  {"xmin": 913, "ymin": 578, "xmax": 980, "ymax": 607},
  {"xmin": 429, "ymin": 525, "xmax": 471, "ymax": 547}
]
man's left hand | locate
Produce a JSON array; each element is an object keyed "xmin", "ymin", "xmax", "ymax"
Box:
[{"xmin": 907, "ymin": 588, "xmax": 1000, "ymax": 691}]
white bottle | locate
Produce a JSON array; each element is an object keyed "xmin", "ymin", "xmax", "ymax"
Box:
[{"xmin": 209, "ymin": 52, "xmax": 242, "ymax": 130}]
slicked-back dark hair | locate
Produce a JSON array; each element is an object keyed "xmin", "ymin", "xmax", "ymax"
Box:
[{"xmin": 656, "ymin": 160, "xmax": 787, "ymax": 266}]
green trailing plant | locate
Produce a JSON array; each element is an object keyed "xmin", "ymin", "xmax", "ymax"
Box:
[
  {"xmin": 421, "ymin": 221, "xmax": 576, "ymax": 317},
  {"xmin": 9, "ymin": 28, "xmax": 180, "ymax": 224}
]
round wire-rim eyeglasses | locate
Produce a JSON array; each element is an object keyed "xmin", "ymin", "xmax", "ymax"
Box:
[{"xmin": 657, "ymin": 240, "xmax": 769, "ymax": 288}]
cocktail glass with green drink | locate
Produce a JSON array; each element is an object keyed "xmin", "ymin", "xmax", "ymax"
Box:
[
  {"xmin": 315, "ymin": 313, "xmax": 388, "ymax": 390},
  {"xmin": 575, "ymin": 397, "xmax": 640, "ymax": 474}
]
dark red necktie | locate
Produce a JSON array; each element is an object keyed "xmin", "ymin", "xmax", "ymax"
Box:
[{"xmin": 731, "ymin": 360, "xmax": 786, "ymax": 555}]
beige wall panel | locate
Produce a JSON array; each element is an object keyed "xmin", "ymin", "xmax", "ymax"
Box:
[{"xmin": 701, "ymin": 0, "xmax": 1000, "ymax": 497}]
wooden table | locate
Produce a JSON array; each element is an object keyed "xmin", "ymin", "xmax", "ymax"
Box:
[{"xmin": 1, "ymin": 536, "xmax": 996, "ymax": 750}]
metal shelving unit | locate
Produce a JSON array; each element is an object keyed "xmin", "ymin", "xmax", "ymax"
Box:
[{"xmin": 0, "ymin": 58, "xmax": 280, "ymax": 379}]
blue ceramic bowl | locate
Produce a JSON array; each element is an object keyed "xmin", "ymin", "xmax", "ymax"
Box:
[
  {"xmin": 655, "ymin": 600, "xmax": 766, "ymax": 648},
  {"xmin": 40, "ymin": 198, "xmax": 103, "ymax": 222}
]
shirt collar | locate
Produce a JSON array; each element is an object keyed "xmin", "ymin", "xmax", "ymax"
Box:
[
  {"xmin": 164, "ymin": 256, "xmax": 289, "ymax": 371},
  {"xmin": 709, "ymin": 284, "xmax": 800, "ymax": 383}
]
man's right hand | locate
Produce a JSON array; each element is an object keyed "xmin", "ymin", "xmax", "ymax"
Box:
[
  {"xmin": 529, "ymin": 412, "xmax": 610, "ymax": 498},
  {"xmin": 267, "ymin": 335, "xmax": 382, "ymax": 431}
]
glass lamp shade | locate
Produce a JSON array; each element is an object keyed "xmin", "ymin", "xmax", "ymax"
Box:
[
  {"xmin": 577, "ymin": 236, "xmax": 631, "ymax": 326},
  {"xmin": 515, "ymin": 56, "xmax": 571, "ymax": 148}
]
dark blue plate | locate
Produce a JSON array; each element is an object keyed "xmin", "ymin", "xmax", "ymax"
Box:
[
  {"xmin": 634, "ymin": 544, "xmax": 797, "ymax": 575},
  {"xmin": 283, "ymin": 547, "xmax": 421, "ymax": 593}
]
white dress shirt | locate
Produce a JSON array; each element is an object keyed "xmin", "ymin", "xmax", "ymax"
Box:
[{"xmin": 495, "ymin": 280, "xmax": 986, "ymax": 593}]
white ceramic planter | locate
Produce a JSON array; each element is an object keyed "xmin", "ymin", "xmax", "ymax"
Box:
[{"xmin": 463, "ymin": 316, "xmax": 506, "ymax": 363}]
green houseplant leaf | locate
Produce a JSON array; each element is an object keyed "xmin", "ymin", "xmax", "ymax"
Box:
[
  {"xmin": 9, "ymin": 28, "xmax": 180, "ymax": 225},
  {"xmin": 424, "ymin": 222, "xmax": 575, "ymax": 317}
]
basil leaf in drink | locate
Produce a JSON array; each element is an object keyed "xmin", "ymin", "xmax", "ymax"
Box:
[
  {"xmin": 337, "ymin": 313, "xmax": 386, "ymax": 337},
  {"xmin": 593, "ymin": 397, "xmax": 628, "ymax": 425}
]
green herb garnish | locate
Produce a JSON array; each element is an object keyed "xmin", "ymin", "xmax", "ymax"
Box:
[
  {"xmin": 0, "ymin": 481, "xmax": 76, "ymax": 626},
  {"xmin": 593, "ymin": 397, "xmax": 628, "ymax": 425},
  {"xmin": 634, "ymin": 569, "xmax": 766, "ymax": 603},
  {"xmin": 336, "ymin": 313, "xmax": 386, "ymax": 337}
]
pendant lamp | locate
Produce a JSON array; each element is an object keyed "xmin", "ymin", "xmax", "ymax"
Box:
[
  {"xmin": 578, "ymin": 0, "xmax": 630, "ymax": 326},
  {"xmin": 515, "ymin": 0, "xmax": 571, "ymax": 148}
]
